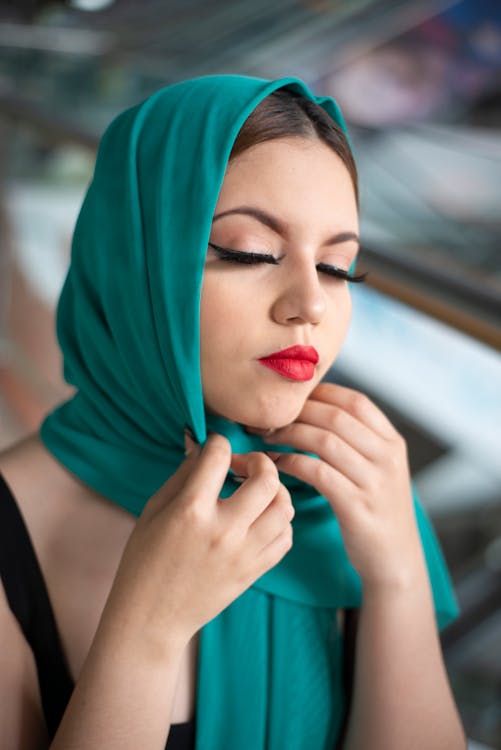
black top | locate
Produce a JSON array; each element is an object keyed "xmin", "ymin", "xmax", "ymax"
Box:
[{"xmin": 0, "ymin": 472, "xmax": 196, "ymax": 749}]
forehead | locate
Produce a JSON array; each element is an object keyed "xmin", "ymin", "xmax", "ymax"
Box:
[{"xmin": 215, "ymin": 137, "xmax": 358, "ymax": 228}]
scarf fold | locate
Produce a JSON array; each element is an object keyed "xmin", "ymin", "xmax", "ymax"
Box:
[{"xmin": 40, "ymin": 74, "xmax": 458, "ymax": 749}]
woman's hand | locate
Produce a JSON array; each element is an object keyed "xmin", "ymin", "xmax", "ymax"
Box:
[
  {"xmin": 100, "ymin": 434, "xmax": 294, "ymax": 657},
  {"xmin": 252, "ymin": 382, "xmax": 427, "ymax": 592}
]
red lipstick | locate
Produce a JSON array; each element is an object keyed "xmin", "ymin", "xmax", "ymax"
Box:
[{"xmin": 258, "ymin": 345, "xmax": 319, "ymax": 382}]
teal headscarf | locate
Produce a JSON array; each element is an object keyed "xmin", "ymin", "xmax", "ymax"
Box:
[{"xmin": 40, "ymin": 75, "xmax": 458, "ymax": 749}]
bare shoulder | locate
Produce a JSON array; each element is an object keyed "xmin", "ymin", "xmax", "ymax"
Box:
[
  {"xmin": 0, "ymin": 433, "xmax": 135, "ymax": 542},
  {"xmin": 0, "ymin": 433, "xmax": 136, "ymax": 748},
  {"xmin": 0, "ymin": 434, "xmax": 135, "ymax": 607}
]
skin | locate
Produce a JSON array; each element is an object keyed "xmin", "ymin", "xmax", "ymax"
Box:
[
  {"xmin": 0, "ymin": 136, "xmax": 465, "ymax": 750},
  {"xmin": 201, "ymin": 136, "xmax": 358, "ymax": 429}
]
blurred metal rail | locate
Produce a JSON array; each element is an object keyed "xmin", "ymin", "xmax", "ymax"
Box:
[{"xmin": 361, "ymin": 248, "xmax": 501, "ymax": 351}]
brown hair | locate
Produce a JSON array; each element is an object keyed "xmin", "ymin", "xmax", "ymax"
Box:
[{"xmin": 230, "ymin": 88, "xmax": 358, "ymax": 206}]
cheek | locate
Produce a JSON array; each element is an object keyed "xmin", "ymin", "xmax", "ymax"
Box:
[
  {"xmin": 200, "ymin": 278, "xmax": 249, "ymax": 358},
  {"xmin": 342, "ymin": 291, "xmax": 353, "ymax": 328},
  {"xmin": 322, "ymin": 289, "xmax": 352, "ymax": 351},
  {"xmin": 200, "ymin": 278, "xmax": 225, "ymax": 335},
  {"xmin": 327, "ymin": 287, "xmax": 352, "ymax": 326}
]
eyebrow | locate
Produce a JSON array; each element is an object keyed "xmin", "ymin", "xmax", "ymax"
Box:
[{"xmin": 212, "ymin": 206, "xmax": 360, "ymax": 249}]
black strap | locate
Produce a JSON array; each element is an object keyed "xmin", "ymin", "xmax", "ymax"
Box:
[
  {"xmin": 168, "ymin": 718, "xmax": 197, "ymax": 748},
  {"xmin": 335, "ymin": 607, "xmax": 359, "ymax": 749},
  {"xmin": 0, "ymin": 473, "xmax": 74, "ymax": 738}
]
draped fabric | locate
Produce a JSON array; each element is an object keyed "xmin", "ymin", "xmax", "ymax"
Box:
[{"xmin": 39, "ymin": 74, "xmax": 458, "ymax": 749}]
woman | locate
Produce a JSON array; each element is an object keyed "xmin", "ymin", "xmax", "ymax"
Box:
[{"xmin": 0, "ymin": 75, "xmax": 466, "ymax": 749}]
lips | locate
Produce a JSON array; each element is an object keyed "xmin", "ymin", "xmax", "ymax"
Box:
[
  {"xmin": 261, "ymin": 345, "xmax": 319, "ymax": 363},
  {"xmin": 258, "ymin": 345, "xmax": 319, "ymax": 382}
]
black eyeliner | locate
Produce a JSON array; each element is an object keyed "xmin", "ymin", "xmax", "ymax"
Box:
[
  {"xmin": 317, "ymin": 263, "xmax": 368, "ymax": 283},
  {"xmin": 208, "ymin": 242, "xmax": 278, "ymax": 264},
  {"xmin": 208, "ymin": 242, "xmax": 367, "ymax": 283}
]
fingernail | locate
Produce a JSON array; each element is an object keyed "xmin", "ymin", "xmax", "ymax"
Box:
[{"xmin": 232, "ymin": 474, "xmax": 246, "ymax": 484}]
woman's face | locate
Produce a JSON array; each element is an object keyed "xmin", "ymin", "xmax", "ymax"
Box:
[{"xmin": 200, "ymin": 136, "xmax": 359, "ymax": 429}]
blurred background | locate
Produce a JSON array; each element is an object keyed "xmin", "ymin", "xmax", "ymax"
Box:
[{"xmin": 0, "ymin": 0, "xmax": 500, "ymax": 746}]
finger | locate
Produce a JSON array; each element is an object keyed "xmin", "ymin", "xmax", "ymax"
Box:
[
  {"xmin": 286, "ymin": 399, "xmax": 384, "ymax": 461},
  {"xmin": 179, "ymin": 433, "xmax": 232, "ymax": 510},
  {"xmin": 229, "ymin": 450, "xmax": 279, "ymax": 480},
  {"xmin": 252, "ymin": 524, "xmax": 294, "ymax": 578},
  {"xmin": 274, "ymin": 452, "xmax": 354, "ymax": 524},
  {"xmin": 229, "ymin": 450, "xmax": 277, "ymax": 481},
  {"xmin": 222, "ymin": 452, "xmax": 281, "ymax": 528},
  {"xmin": 266, "ymin": 422, "xmax": 367, "ymax": 488},
  {"xmin": 310, "ymin": 382, "xmax": 398, "ymax": 440},
  {"xmin": 229, "ymin": 451, "xmax": 253, "ymax": 479},
  {"xmin": 248, "ymin": 482, "xmax": 294, "ymax": 550}
]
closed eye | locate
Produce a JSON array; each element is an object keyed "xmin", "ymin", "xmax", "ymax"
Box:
[
  {"xmin": 208, "ymin": 242, "xmax": 367, "ymax": 283},
  {"xmin": 208, "ymin": 242, "xmax": 278, "ymax": 265},
  {"xmin": 317, "ymin": 263, "xmax": 367, "ymax": 283}
]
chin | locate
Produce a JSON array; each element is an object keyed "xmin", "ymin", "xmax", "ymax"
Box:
[
  {"xmin": 204, "ymin": 374, "xmax": 322, "ymax": 430},
  {"xmin": 239, "ymin": 392, "xmax": 308, "ymax": 431}
]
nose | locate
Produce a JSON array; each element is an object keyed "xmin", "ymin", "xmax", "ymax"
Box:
[{"xmin": 270, "ymin": 263, "xmax": 326, "ymax": 326}]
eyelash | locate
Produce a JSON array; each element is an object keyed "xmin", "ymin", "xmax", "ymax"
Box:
[{"xmin": 208, "ymin": 242, "xmax": 368, "ymax": 283}]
